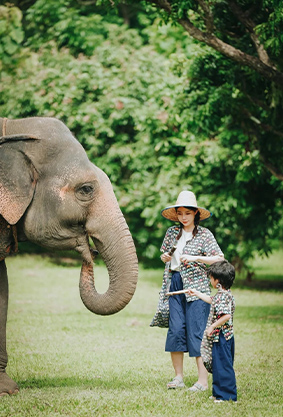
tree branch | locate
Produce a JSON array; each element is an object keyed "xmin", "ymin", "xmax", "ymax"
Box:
[
  {"xmin": 240, "ymin": 107, "xmax": 283, "ymax": 180},
  {"xmin": 147, "ymin": 0, "xmax": 171, "ymax": 13},
  {"xmin": 178, "ymin": 18, "xmax": 283, "ymax": 87},
  {"xmin": 196, "ymin": 0, "xmax": 214, "ymax": 32},
  {"xmin": 259, "ymin": 155, "xmax": 283, "ymax": 180},
  {"xmin": 245, "ymin": 94, "xmax": 270, "ymax": 112},
  {"xmin": 147, "ymin": 0, "xmax": 283, "ymax": 87},
  {"xmin": 76, "ymin": 0, "xmax": 97, "ymax": 5},
  {"xmin": 227, "ymin": 0, "xmax": 275, "ymax": 67}
]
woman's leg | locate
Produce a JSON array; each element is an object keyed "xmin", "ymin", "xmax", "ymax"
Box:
[
  {"xmin": 171, "ymin": 351, "xmax": 184, "ymax": 379},
  {"xmin": 167, "ymin": 351, "xmax": 185, "ymax": 388},
  {"xmin": 165, "ymin": 272, "xmax": 187, "ymax": 367},
  {"xmin": 186, "ymin": 300, "xmax": 210, "ymax": 389},
  {"xmin": 166, "ymin": 272, "xmax": 187, "ymax": 388},
  {"xmin": 195, "ymin": 356, "xmax": 208, "ymax": 388}
]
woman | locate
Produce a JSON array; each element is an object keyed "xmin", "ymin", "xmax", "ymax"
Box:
[{"xmin": 156, "ymin": 190, "xmax": 224, "ymax": 391}]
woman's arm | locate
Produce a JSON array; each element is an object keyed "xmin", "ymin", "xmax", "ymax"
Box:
[
  {"xmin": 180, "ymin": 254, "xmax": 224, "ymax": 265},
  {"xmin": 206, "ymin": 314, "xmax": 231, "ymax": 336}
]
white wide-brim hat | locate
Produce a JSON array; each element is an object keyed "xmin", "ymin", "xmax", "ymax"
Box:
[{"xmin": 161, "ymin": 191, "xmax": 211, "ymax": 222}]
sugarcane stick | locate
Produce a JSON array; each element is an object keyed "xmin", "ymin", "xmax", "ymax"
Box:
[{"xmin": 166, "ymin": 289, "xmax": 190, "ymax": 296}]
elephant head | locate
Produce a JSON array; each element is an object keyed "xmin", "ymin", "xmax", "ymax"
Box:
[{"xmin": 0, "ymin": 117, "xmax": 138, "ymax": 315}]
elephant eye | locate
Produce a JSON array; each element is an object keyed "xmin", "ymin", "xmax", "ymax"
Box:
[
  {"xmin": 75, "ymin": 183, "xmax": 95, "ymax": 201},
  {"xmin": 81, "ymin": 185, "xmax": 93, "ymax": 194}
]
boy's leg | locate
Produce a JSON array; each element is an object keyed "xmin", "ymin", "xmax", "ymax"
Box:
[{"xmin": 212, "ymin": 333, "xmax": 237, "ymax": 401}]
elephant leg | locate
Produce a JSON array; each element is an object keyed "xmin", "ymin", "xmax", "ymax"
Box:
[{"xmin": 0, "ymin": 260, "xmax": 19, "ymax": 396}]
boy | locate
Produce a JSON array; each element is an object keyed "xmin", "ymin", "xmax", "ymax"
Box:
[{"xmin": 188, "ymin": 260, "xmax": 237, "ymax": 402}]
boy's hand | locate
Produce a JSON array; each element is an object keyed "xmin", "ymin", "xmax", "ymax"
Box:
[
  {"xmin": 187, "ymin": 288, "xmax": 212, "ymax": 304},
  {"xmin": 187, "ymin": 288, "xmax": 196, "ymax": 296}
]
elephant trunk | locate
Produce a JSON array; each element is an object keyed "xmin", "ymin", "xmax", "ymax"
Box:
[
  {"xmin": 79, "ymin": 229, "xmax": 138, "ymax": 315},
  {"xmin": 79, "ymin": 182, "xmax": 138, "ymax": 315}
]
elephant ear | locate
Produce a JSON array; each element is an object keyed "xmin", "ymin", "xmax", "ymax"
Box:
[{"xmin": 0, "ymin": 134, "xmax": 39, "ymax": 225}]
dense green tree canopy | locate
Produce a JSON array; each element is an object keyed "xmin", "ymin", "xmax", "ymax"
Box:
[
  {"xmin": 0, "ymin": 4, "xmax": 24, "ymax": 75},
  {"xmin": 1, "ymin": 0, "xmax": 282, "ymax": 275}
]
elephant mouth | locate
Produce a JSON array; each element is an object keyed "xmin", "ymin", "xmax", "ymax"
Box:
[{"xmin": 74, "ymin": 234, "xmax": 95, "ymax": 263}]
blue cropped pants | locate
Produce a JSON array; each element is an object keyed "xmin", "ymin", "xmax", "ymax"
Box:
[{"xmin": 165, "ymin": 271, "xmax": 210, "ymax": 357}]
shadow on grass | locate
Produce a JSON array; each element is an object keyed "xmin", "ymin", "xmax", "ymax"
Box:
[
  {"xmin": 143, "ymin": 271, "xmax": 283, "ymax": 291},
  {"xmin": 17, "ymin": 375, "xmax": 143, "ymax": 391},
  {"xmin": 234, "ymin": 279, "xmax": 283, "ymax": 291}
]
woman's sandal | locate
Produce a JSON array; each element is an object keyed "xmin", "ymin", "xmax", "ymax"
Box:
[
  {"xmin": 188, "ymin": 382, "xmax": 207, "ymax": 392},
  {"xmin": 167, "ymin": 376, "xmax": 185, "ymax": 389}
]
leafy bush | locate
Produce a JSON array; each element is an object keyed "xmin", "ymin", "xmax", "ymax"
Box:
[{"xmin": 1, "ymin": 2, "xmax": 282, "ymax": 274}]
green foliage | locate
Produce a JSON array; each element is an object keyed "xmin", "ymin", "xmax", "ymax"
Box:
[
  {"xmin": 1, "ymin": 1, "xmax": 283, "ymax": 274},
  {"xmin": 256, "ymin": 2, "xmax": 283, "ymax": 57},
  {"xmin": 24, "ymin": 0, "xmax": 156, "ymax": 51},
  {"xmin": 25, "ymin": 0, "xmax": 123, "ymax": 56},
  {"xmin": 0, "ymin": 4, "xmax": 24, "ymax": 76}
]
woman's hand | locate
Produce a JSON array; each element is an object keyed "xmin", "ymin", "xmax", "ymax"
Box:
[
  {"xmin": 160, "ymin": 252, "xmax": 172, "ymax": 263},
  {"xmin": 206, "ymin": 325, "xmax": 215, "ymax": 337},
  {"xmin": 180, "ymin": 255, "xmax": 197, "ymax": 264}
]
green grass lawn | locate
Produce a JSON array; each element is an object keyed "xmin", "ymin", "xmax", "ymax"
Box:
[
  {"xmin": 0, "ymin": 254, "xmax": 282, "ymax": 417},
  {"xmin": 237, "ymin": 248, "xmax": 283, "ymax": 289}
]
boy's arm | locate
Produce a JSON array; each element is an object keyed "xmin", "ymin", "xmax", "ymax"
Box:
[
  {"xmin": 187, "ymin": 288, "xmax": 212, "ymax": 304},
  {"xmin": 206, "ymin": 314, "xmax": 231, "ymax": 336}
]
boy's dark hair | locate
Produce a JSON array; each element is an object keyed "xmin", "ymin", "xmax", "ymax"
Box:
[{"xmin": 207, "ymin": 260, "xmax": 235, "ymax": 289}]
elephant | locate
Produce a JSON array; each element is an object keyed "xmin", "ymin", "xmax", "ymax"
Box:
[{"xmin": 0, "ymin": 117, "xmax": 138, "ymax": 396}]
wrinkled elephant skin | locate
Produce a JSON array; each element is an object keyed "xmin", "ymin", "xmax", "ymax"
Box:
[{"xmin": 0, "ymin": 117, "xmax": 138, "ymax": 395}]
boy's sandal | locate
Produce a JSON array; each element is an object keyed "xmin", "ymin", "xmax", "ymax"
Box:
[
  {"xmin": 188, "ymin": 382, "xmax": 207, "ymax": 392},
  {"xmin": 214, "ymin": 398, "xmax": 237, "ymax": 403},
  {"xmin": 167, "ymin": 376, "xmax": 185, "ymax": 389}
]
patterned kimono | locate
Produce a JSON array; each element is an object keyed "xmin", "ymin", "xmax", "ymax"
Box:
[
  {"xmin": 201, "ymin": 289, "xmax": 235, "ymax": 373},
  {"xmin": 150, "ymin": 225, "xmax": 224, "ymax": 327},
  {"xmin": 204, "ymin": 289, "xmax": 237, "ymax": 401}
]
